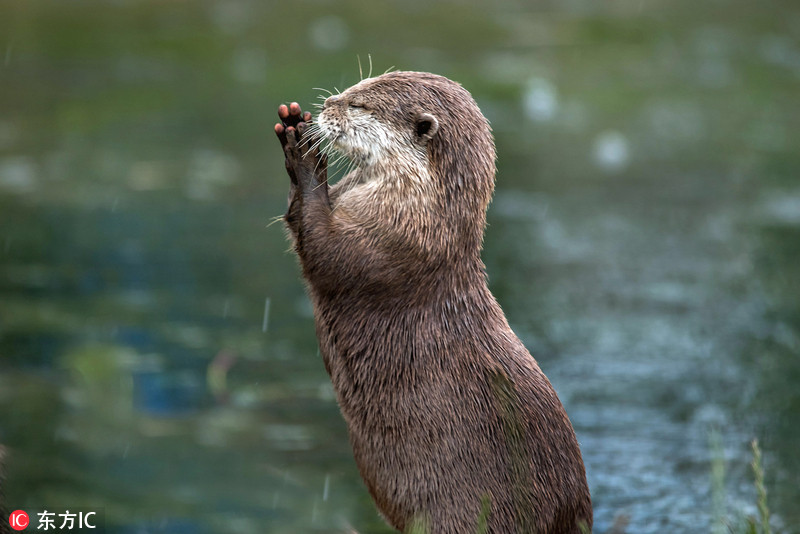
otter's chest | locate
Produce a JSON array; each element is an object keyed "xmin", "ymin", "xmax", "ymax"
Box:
[{"xmin": 313, "ymin": 305, "xmax": 428, "ymax": 412}]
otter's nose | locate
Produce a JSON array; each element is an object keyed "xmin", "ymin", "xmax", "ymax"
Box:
[{"xmin": 323, "ymin": 95, "xmax": 341, "ymax": 109}]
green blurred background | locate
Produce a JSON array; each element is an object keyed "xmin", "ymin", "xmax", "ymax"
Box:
[{"xmin": 1, "ymin": 0, "xmax": 798, "ymax": 532}]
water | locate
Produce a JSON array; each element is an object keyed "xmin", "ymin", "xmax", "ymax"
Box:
[{"xmin": 1, "ymin": 1, "xmax": 798, "ymax": 532}]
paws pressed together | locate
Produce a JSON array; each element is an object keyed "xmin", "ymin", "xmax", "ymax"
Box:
[{"xmin": 274, "ymin": 103, "xmax": 326, "ymax": 193}]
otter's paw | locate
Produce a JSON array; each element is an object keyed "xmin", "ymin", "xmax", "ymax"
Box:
[
  {"xmin": 274, "ymin": 102, "xmax": 312, "ymax": 149},
  {"xmin": 275, "ymin": 103, "xmax": 327, "ymax": 192}
]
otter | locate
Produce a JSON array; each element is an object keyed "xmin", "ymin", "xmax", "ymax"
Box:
[{"xmin": 273, "ymin": 71, "xmax": 592, "ymax": 534}]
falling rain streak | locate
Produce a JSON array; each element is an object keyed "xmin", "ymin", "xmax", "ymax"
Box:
[{"xmin": 262, "ymin": 297, "xmax": 271, "ymax": 332}]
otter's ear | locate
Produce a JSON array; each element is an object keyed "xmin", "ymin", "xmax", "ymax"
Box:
[{"xmin": 415, "ymin": 113, "xmax": 439, "ymax": 143}]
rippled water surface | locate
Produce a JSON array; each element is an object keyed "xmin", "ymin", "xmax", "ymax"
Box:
[{"xmin": 1, "ymin": 1, "xmax": 799, "ymax": 533}]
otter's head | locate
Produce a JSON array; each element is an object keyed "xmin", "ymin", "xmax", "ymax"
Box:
[
  {"xmin": 317, "ymin": 72, "xmax": 496, "ymax": 227},
  {"xmin": 318, "ymin": 72, "xmax": 495, "ymax": 265}
]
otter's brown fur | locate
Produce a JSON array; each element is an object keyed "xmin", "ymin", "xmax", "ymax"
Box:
[{"xmin": 275, "ymin": 71, "xmax": 592, "ymax": 533}]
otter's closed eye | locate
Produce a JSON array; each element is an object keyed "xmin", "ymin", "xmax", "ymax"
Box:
[{"xmin": 349, "ymin": 103, "xmax": 366, "ymax": 110}]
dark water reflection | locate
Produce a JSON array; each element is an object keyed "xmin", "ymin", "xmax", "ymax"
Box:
[{"xmin": 1, "ymin": 1, "xmax": 798, "ymax": 533}]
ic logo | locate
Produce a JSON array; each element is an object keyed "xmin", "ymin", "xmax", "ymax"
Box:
[{"xmin": 9, "ymin": 510, "xmax": 29, "ymax": 531}]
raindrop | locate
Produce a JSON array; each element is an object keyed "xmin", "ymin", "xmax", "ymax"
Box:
[
  {"xmin": 592, "ymin": 130, "xmax": 630, "ymax": 172},
  {"xmin": 757, "ymin": 190, "xmax": 800, "ymax": 226},
  {"xmin": 262, "ymin": 297, "xmax": 271, "ymax": 332},
  {"xmin": 523, "ymin": 77, "xmax": 559, "ymax": 122},
  {"xmin": 323, "ymin": 474, "xmax": 330, "ymax": 501},
  {"xmin": 111, "ymin": 197, "xmax": 119, "ymax": 213},
  {"xmin": 223, "ymin": 299, "xmax": 231, "ymax": 319},
  {"xmin": 0, "ymin": 157, "xmax": 37, "ymax": 194},
  {"xmin": 4, "ymin": 236, "xmax": 11, "ymax": 253}
]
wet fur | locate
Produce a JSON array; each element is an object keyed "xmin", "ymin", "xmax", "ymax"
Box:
[{"xmin": 279, "ymin": 71, "xmax": 592, "ymax": 533}]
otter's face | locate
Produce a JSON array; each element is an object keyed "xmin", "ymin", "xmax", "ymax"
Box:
[{"xmin": 317, "ymin": 77, "xmax": 439, "ymax": 170}]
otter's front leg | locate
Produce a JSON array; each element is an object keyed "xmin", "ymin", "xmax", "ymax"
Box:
[
  {"xmin": 274, "ymin": 104, "xmax": 330, "ymax": 260},
  {"xmin": 275, "ymin": 104, "xmax": 386, "ymax": 293},
  {"xmin": 275, "ymin": 103, "xmax": 322, "ymax": 237}
]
